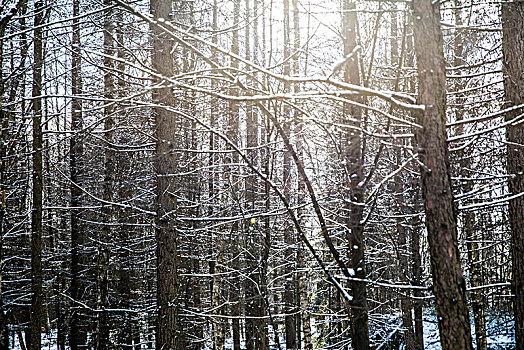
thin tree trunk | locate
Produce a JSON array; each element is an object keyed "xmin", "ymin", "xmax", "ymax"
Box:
[
  {"xmin": 292, "ymin": 0, "xmax": 312, "ymax": 348},
  {"xmin": 391, "ymin": 10, "xmax": 415, "ymax": 350},
  {"xmin": 283, "ymin": 0, "xmax": 297, "ymax": 348},
  {"xmin": 410, "ymin": 188, "xmax": 424, "ymax": 350},
  {"xmin": 412, "ymin": 1, "xmax": 473, "ymax": 349},
  {"xmin": 114, "ymin": 11, "xmax": 133, "ymax": 349},
  {"xmin": 96, "ymin": 1, "xmax": 115, "ymax": 348},
  {"xmin": 452, "ymin": 4, "xmax": 487, "ymax": 349},
  {"xmin": 208, "ymin": 2, "xmax": 225, "ymax": 349},
  {"xmin": 405, "ymin": 24, "xmax": 424, "ymax": 350},
  {"xmin": 0, "ymin": 25, "xmax": 7, "ymax": 350},
  {"xmin": 229, "ymin": 1, "xmax": 241, "ymax": 349},
  {"xmin": 244, "ymin": 2, "xmax": 260, "ymax": 349},
  {"xmin": 501, "ymin": 3, "xmax": 524, "ymax": 349}
]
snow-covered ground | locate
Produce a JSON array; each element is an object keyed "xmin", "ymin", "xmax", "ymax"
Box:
[{"xmin": 420, "ymin": 309, "xmax": 514, "ymax": 350}]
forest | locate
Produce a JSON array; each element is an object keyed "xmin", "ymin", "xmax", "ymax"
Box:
[{"xmin": 0, "ymin": 0, "xmax": 523, "ymax": 349}]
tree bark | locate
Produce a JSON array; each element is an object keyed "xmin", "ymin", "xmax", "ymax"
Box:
[
  {"xmin": 96, "ymin": 1, "xmax": 115, "ymax": 348},
  {"xmin": 452, "ymin": 4, "xmax": 487, "ymax": 349},
  {"xmin": 283, "ymin": 0, "xmax": 297, "ymax": 348},
  {"xmin": 228, "ymin": 1, "xmax": 241, "ymax": 349},
  {"xmin": 0, "ymin": 2, "xmax": 27, "ymax": 347},
  {"xmin": 150, "ymin": 0, "xmax": 183, "ymax": 348},
  {"xmin": 410, "ymin": 189, "xmax": 424, "ymax": 350},
  {"xmin": 342, "ymin": 2, "xmax": 369, "ymax": 349},
  {"xmin": 70, "ymin": 0, "xmax": 87, "ymax": 347},
  {"xmin": 501, "ymin": 3, "xmax": 524, "ymax": 350},
  {"xmin": 30, "ymin": 1, "xmax": 44, "ymax": 348},
  {"xmin": 292, "ymin": 0, "xmax": 312, "ymax": 348},
  {"xmin": 390, "ymin": 11, "xmax": 415, "ymax": 350},
  {"xmin": 412, "ymin": 1, "xmax": 473, "ymax": 349}
]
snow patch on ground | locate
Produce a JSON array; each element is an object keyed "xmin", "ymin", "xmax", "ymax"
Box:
[{"xmin": 422, "ymin": 309, "xmax": 515, "ymax": 350}]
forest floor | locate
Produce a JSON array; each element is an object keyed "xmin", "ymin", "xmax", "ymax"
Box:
[{"xmin": 11, "ymin": 309, "xmax": 515, "ymax": 349}]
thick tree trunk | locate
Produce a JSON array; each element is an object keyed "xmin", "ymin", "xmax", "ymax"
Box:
[
  {"xmin": 501, "ymin": 3, "xmax": 524, "ymax": 350},
  {"xmin": 342, "ymin": 2, "xmax": 369, "ymax": 349},
  {"xmin": 412, "ymin": 1, "xmax": 473, "ymax": 349},
  {"xmin": 30, "ymin": 1, "xmax": 44, "ymax": 348},
  {"xmin": 150, "ymin": 0, "xmax": 183, "ymax": 348}
]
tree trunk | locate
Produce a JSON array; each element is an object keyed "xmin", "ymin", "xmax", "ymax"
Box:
[
  {"xmin": 342, "ymin": 2, "xmax": 369, "ymax": 349},
  {"xmin": 292, "ymin": 0, "xmax": 312, "ymax": 348},
  {"xmin": 229, "ymin": 1, "xmax": 241, "ymax": 349},
  {"xmin": 30, "ymin": 1, "xmax": 44, "ymax": 349},
  {"xmin": 410, "ymin": 189, "xmax": 424, "ymax": 350},
  {"xmin": 114, "ymin": 11, "xmax": 133, "ymax": 349},
  {"xmin": 150, "ymin": 0, "xmax": 183, "ymax": 348},
  {"xmin": 501, "ymin": 3, "xmax": 524, "ymax": 350},
  {"xmin": 283, "ymin": 0, "xmax": 297, "ymax": 348},
  {"xmin": 452, "ymin": 4, "xmax": 487, "ymax": 349},
  {"xmin": 70, "ymin": 0, "xmax": 87, "ymax": 347},
  {"xmin": 0, "ymin": 25, "xmax": 7, "ymax": 350},
  {"xmin": 208, "ymin": 3, "xmax": 226, "ymax": 349},
  {"xmin": 0, "ymin": 3, "xmax": 28, "ymax": 347},
  {"xmin": 405, "ymin": 24, "xmax": 424, "ymax": 350},
  {"xmin": 390, "ymin": 10, "xmax": 415, "ymax": 350},
  {"xmin": 412, "ymin": 1, "xmax": 473, "ymax": 349},
  {"xmin": 96, "ymin": 1, "xmax": 115, "ymax": 348}
]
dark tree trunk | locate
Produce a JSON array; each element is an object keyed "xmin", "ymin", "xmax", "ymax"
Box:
[
  {"xmin": 452, "ymin": 4, "xmax": 487, "ymax": 349},
  {"xmin": 150, "ymin": 0, "xmax": 183, "ymax": 348},
  {"xmin": 114, "ymin": 12, "xmax": 134, "ymax": 349},
  {"xmin": 391, "ymin": 11, "xmax": 415, "ymax": 350},
  {"xmin": 30, "ymin": 1, "xmax": 44, "ymax": 348},
  {"xmin": 501, "ymin": 3, "xmax": 524, "ymax": 350},
  {"xmin": 0, "ymin": 2, "xmax": 28, "ymax": 347},
  {"xmin": 283, "ymin": 0, "xmax": 297, "ymax": 348},
  {"xmin": 412, "ymin": 1, "xmax": 473, "ymax": 349},
  {"xmin": 70, "ymin": 0, "xmax": 87, "ymax": 348},
  {"xmin": 228, "ymin": 1, "xmax": 241, "ymax": 349},
  {"xmin": 342, "ymin": 2, "xmax": 369, "ymax": 349},
  {"xmin": 410, "ymin": 191, "xmax": 424, "ymax": 350},
  {"xmin": 96, "ymin": 1, "xmax": 115, "ymax": 348},
  {"xmin": 244, "ymin": 0, "xmax": 266, "ymax": 347},
  {"xmin": 0, "ymin": 23, "xmax": 7, "ymax": 350},
  {"xmin": 405, "ymin": 25, "xmax": 424, "ymax": 350}
]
